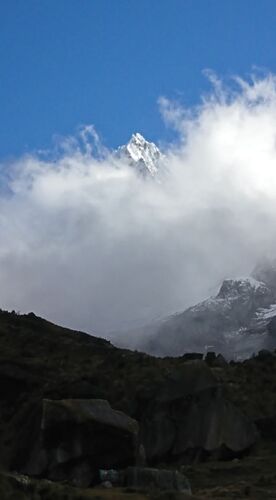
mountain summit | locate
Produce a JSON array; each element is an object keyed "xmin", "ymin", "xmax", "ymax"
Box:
[{"xmin": 117, "ymin": 133, "xmax": 163, "ymax": 176}]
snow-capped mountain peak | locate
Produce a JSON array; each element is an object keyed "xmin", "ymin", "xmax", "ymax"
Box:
[
  {"xmin": 135, "ymin": 272, "xmax": 276, "ymax": 360},
  {"xmin": 117, "ymin": 133, "xmax": 164, "ymax": 176}
]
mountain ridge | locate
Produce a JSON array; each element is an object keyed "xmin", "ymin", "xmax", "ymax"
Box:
[{"xmin": 121, "ymin": 263, "xmax": 276, "ymax": 360}]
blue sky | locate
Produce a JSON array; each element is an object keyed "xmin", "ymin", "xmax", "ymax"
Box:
[
  {"xmin": 3, "ymin": 1, "xmax": 276, "ymax": 331},
  {"xmin": 1, "ymin": 0, "xmax": 276, "ymax": 160}
]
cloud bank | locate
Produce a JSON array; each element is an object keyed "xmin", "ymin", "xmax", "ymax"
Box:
[{"xmin": 2, "ymin": 74, "xmax": 276, "ymax": 337}]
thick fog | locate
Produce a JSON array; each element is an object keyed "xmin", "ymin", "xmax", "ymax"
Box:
[{"xmin": 1, "ymin": 75, "xmax": 276, "ymax": 336}]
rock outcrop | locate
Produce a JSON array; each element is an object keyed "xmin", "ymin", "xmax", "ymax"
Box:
[
  {"xmin": 125, "ymin": 466, "xmax": 191, "ymax": 494},
  {"xmin": 139, "ymin": 361, "xmax": 258, "ymax": 462},
  {"xmin": 15, "ymin": 399, "xmax": 141, "ymax": 487},
  {"xmin": 1, "ymin": 309, "xmax": 276, "ymax": 497},
  {"xmin": 116, "ymin": 132, "xmax": 164, "ymax": 177},
  {"xmin": 12, "ymin": 362, "xmax": 257, "ymax": 484}
]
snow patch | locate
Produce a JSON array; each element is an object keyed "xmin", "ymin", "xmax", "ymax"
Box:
[{"xmin": 256, "ymin": 303, "xmax": 276, "ymax": 320}]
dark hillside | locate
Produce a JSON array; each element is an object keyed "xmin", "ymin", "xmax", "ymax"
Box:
[{"xmin": 0, "ymin": 310, "xmax": 276, "ymax": 498}]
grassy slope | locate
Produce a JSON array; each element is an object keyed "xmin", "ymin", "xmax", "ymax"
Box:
[{"xmin": 0, "ymin": 310, "xmax": 276, "ymax": 498}]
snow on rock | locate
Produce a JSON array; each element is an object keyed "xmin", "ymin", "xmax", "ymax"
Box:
[
  {"xmin": 256, "ymin": 303, "xmax": 276, "ymax": 321},
  {"xmin": 140, "ymin": 274, "xmax": 276, "ymax": 360},
  {"xmin": 189, "ymin": 277, "xmax": 272, "ymax": 316},
  {"xmin": 117, "ymin": 133, "xmax": 164, "ymax": 176},
  {"xmin": 217, "ymin": 277, "xmax": 270, "ymax": 299}
]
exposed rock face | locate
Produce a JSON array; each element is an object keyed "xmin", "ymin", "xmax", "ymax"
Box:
[
  {"xmin": 15, "ymin": 399, "xmax": 141, "ymax": 487},
  {"xmin": 141, "ymin": 275, "xmax": 276, "ymax": 359},
  {"xmin": 12, "ymin": 363, "xmax": 257, "ymax": 483},
  {"xmin": 139, "ymin": 361, "xmax": 258, "ymax": 462},
  {"xmin": 125, "ymin": 466, "xmax": 192, "ymax": 494},
  {"xmin": 1, "ymin": 309, "xmax": 276, "ymax": 497},
  {"xmin": 117, "ymin": 133, "xmax": 164, "ymax": 177}
]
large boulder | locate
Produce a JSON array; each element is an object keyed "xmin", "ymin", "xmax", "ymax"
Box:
[
  {"xmin": 125, "ymin": 466, "xmax": 191, "ymax": 494},
  {"xmin": 14, "ymin": 399, "xmax": 141, "ymax": 486},
  {"xmin": 140, "ymin": 361, "xmax": 258, "ymax": 462}
]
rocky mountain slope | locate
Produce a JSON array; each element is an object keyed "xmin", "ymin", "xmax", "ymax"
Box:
[{"xmin": 130, "ymin": 261, "xmax": 276, "ymax": 360}]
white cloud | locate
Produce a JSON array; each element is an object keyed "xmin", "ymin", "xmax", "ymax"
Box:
[{"xmin": 1, "ymin": 74, "xmax": 276, "ymax": 337}]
